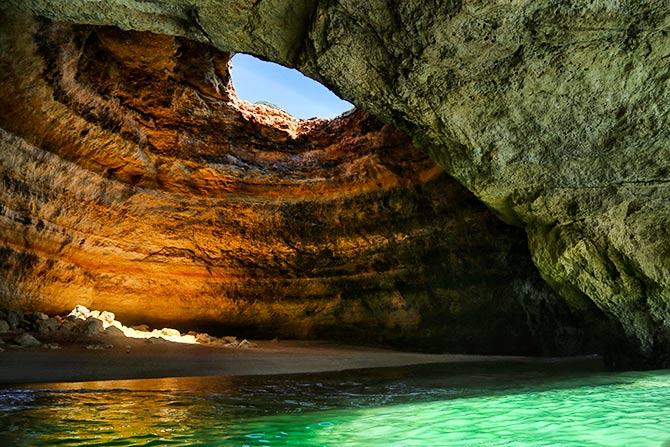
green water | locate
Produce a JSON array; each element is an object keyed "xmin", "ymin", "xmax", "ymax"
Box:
[{"xmin": 1, "ymin": 359, "xmax": 669, "ymax": 446}]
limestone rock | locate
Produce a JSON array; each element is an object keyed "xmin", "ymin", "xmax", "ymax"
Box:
[
  {"xmin": 103, "ymin": 326, "xmax": 125, "ymax": 337},
  {"xmin": 195, "ymin": 333, "xmax": 217, "ymax": 344},
  {"xmin": 82, "ymin": 318, "xmax": 105, "ymax": 336},
  {"xmin": 99, "ymin": 311, "xmax": 115, "ymax": 324},
  {"xmin": 158, "ymin": 328, "xmax": 181, "ymax": 338},
  {"xmin": 68, "ymin": 305, "xmax": 91, "ymax": 320},
  {"xmin": 57, "ymin": 319, "xmax": 77, "ymax": 334},
  {"xmin": 6, "ymin": 311, "xmax": 23, "ymax": 330},
  {"xmin": 14, "ymin": 333, "xmax": 41, "ymax": 347},
  {"xmin": 37, "ymin": 318, "xmax": 59, "ymax": 335},
  {"xmin": 237, "ymin": 339, "xmax": 255, "ymax": 349},
  {"xmin": 0, "ymin": 319, "xmax": 9, "ymax": 333}
]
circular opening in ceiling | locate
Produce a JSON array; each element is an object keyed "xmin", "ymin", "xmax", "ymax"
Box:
[{"xmin": 230, "ymin": 53, "xmax": 354, "ymax": 120}]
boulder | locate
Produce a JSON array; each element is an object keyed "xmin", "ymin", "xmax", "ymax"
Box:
[
  {"xmin": 103, "ymin": 326, "xmax": 125, "ymax": 337},
  {"xmin": 81, "ymin": 317, "xmax": 105, "ymax": 336},
  {"xmin": 6, "ymin": 310, "xmax": 23, "ymax": 330},
  {"xmin": 68, "ymin": 305, "xmax": 91, "ymax": 320},
  {"xmin": 195, "ymin": 333, "xmax": 217, "ymax": 344},
  {"xmin": 0, "ymin": 320, "xmax": 10, "ymax": 333},
  {"xmin": 37, "ymin": 318, "xmax": 59, "ymax": 335},
  {"xmin": 57, "ymin": 319, "xmax": 77, "ymax": 334},
  {"xmin": 158, "ymin": 328, "xmax": 181, "ymax": 338},
  {"xmin": 237, "ymin": 339, "xmax": 254, "ymax": 349},
  {"xmin": 14, "ymin": 333, "xmax": 41, "ymax": 347},
  {"xmin": 99, "ymin": 311, "xmax": 115, "ymax": 324}
]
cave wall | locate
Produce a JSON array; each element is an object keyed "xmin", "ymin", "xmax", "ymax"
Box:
[
  {"xmin": 0, "ymin": 13, "xmax": 595, "ymax": 355},
  {"xmin": 4, "ymin": 1, "xmax": 666, "ymax": 367}
]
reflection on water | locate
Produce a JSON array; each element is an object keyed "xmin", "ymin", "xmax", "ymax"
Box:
[{"xmin": 1, "ymin": 359, "xmax": 669, "ymax": 446}]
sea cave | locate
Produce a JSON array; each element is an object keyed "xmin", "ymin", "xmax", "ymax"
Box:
[{"xmin": 0, "ymin": 2, "xmax": 669, "ymax": 445}]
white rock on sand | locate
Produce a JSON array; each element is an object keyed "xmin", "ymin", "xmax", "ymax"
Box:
[
  {"xmin": 38, "ymin": 304, "xmax": 257, "ymax": 349},
  {"xmin": 99, "ymin": 311, "xmax": 115, "ymax": 323},
  {"xmin": 67, "ymin": 305, "xmax": 198, "ymax": 344},
  {"xmin": 238, "ymin": 339, "xmax": 256, "ymax": 349}
]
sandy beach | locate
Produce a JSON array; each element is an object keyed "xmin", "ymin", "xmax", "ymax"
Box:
[{"xmin": 0, "ymin": 339, "xmax": 588, "ymax": 386}]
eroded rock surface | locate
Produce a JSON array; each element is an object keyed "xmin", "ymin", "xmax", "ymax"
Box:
[
  {"xmin": 0, "ymin": 14, "xmax": 598, "ymax": 355},
  {"xmin": 4, "ymin": 1, "xmax": 667, "ymax": 367}
]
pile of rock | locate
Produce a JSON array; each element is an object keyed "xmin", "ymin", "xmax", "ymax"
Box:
[
  {"xmin": 65, "ymin": 305, "xmax": 192, "ymax": 342},
  {"xmin": 190, "ymin": 332, "xmax": 252, "ymax": 348},
  {"xmin": 0, "ymin": 309, "xmax": 63, "ymax": 349},
  {"xmin": 66, "ymin": 305, "xmax": 254, "ymax": 347},
  {"xmin": 0, "ymin": 305, "xmax": 256, "ymax": 350}
]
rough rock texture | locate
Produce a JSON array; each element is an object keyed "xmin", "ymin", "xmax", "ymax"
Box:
[
  {"xmin": 4, "ymin": 0, "xmax": 667, "ymax": 367},
  {"xmin": 0, "ymin": 13, "xmax": 599, "ymax": 355}
]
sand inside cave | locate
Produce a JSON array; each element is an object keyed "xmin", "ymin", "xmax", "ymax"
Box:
[{"xmin": 0, "ymin": 338, "xmax": 602, "ymax": 386}]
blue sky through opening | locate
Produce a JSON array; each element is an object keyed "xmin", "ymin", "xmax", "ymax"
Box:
[{"xmin": 231, "ymin": 53, "xmax": 353, "ymax": 120}]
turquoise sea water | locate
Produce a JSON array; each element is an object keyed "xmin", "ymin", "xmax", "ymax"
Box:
[{"xmin": 0, "ymin": 360, "xmax": 669, "ymax": 446}]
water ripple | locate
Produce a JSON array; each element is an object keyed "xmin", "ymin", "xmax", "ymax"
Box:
[{"xmin": 0, "ymin": 361, "xmax": 668, "ymax": 446}]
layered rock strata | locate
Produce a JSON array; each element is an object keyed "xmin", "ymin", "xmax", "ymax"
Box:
[
  {"xmin": 4, "ymin": 1, "xmax": 667, "ymax": 367},
  {"xmin": 0, "ymin": 14, "xmax": 596, "ymax": 355}
]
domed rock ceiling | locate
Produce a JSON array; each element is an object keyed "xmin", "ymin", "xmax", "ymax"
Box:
[
  {"xmin": 0, "ymin": 13, "xmax": 595, "ymax": 355},
  {"xmin": 1, "ymin": 2, "xmax": 669, "ymax": 368}
]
